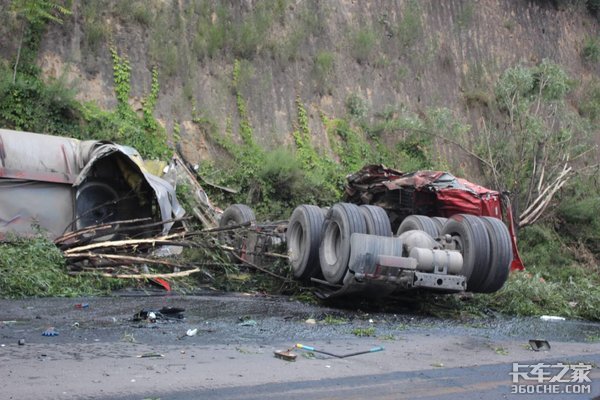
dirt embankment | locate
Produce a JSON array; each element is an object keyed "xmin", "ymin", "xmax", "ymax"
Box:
[{"xmin": 1, "ymin": 0, "xmax": 594, "ymax": 167}]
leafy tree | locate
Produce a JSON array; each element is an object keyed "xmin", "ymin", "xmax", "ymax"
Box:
[{"xmin": 438, "ymin": 60, "xmax": 596, "ymax": 227}]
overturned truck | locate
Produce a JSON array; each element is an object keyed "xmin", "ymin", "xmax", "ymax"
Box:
[
  {"xmin": 285, "ymin": 165, "xmax": 524, "ymax": 299},
  {"xmin": 0, "ymin": 129, "xmax": 183, "ymax": 240}
]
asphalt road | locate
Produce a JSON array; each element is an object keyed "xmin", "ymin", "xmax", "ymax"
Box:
[
  {"xmin": 109, "ymin": 356, "xmax": 600, "ymax": 400},
  {"xmin": 1, "ymin": 293, "xmax": 598, "ymax": 400}
]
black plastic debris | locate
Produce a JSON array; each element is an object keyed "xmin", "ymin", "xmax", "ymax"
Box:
[
  {"xmin": 132, "ymin": 307, "xmax": 185, "ymax": 322},
  {"xmin": 529, "ymin": 339, "xmax": 551, "ymax": 351}
]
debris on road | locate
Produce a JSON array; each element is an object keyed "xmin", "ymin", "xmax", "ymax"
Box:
[
  {"xmin": 186, "ymin": 328, "xmax": 198, "ymax": 337},
  {"xmin": 178, "ymin": 328, "xmax": 198, "ymax": 340},
  {"xmin": 74, "ymin": 303, "xmax": 89, "ymax": 309},
  {"xmin": 42, "ymin": 327, "xmax": 59, "ymax": 336},
  {"xmin": 274, "ymin": 349, "xmax": 297, "ymax": 361},
  {"xmin": 18, "ymin": 339, "xmax": 25, "ymax": 345},
  {"xmin": 148, "ymin": 312, "xmax": 157, "ymax": 323},
  {"xmin": 238, "ymin": 319, "xmax": 257, "ymax": 327},
  {"xmin": 137, "ymin": 353, "xmax": 164, "ymax": 358},
  {"xmin": 529, "ymin": 339, "xmax": 551, "ymax": 351},
  {"xmin": 133, "ymin": 307, "xmax": 185, "ymax": 323},
  {"xmin": 540, "ymin": 315, "xmax": 566, "ymax": 321},
  {"xmin": 294, "ymin": 343, "xmax": 384, "ymax": 359}
]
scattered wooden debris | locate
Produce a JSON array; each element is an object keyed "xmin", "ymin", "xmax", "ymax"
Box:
[{"xmin": 54, "ymin": 217, "xmax": 289, "ymax": 284}]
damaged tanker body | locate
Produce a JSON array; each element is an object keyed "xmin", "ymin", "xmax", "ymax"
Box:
[
  {"xmin": 285, "ymin": 165, "xmax": 524, "ymax": 299},
  {"xmin": 0, "ymin": 129, "xmax": 184, "ymax": 240}
]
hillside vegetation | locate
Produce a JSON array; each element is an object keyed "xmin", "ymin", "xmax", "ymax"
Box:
[{"xmin": 0, "ymin": 0, "xmax": 598, "ymax": 319}]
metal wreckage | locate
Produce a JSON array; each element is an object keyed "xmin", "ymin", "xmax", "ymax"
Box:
[
  {"xmin": 285, "ymin": 165, "xmax": 524, "ymax": 299},
  {"xmin": 0, "ymin": 129, "xmax": 184, "ymax": 239},
  {"xmin": 0, "ymin": 129, "xmax": 523, "ymax": 298}
]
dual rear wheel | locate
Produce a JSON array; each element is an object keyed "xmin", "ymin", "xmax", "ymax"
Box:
[
  {"xmin": 411, "ymin": 214, "xmax": 512, "ymax": 293},
  {"xmin": 287, "ymin": 203, "xmax": 392, "ymax": 284},
  {"xmin": 287, "ymin": 207, "xmax": 512, "ymax": 292}
]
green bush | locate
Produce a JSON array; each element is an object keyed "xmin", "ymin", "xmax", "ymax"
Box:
[
  {"xmin": 579, "ymin": 79, "xmax": 600, "ymax": 122},
  {"xmin": 345, "ymin": 93, "xmax": 368, "ymax": 119},
  {"xmin": 558, "ymin": 196, "xmax": 600, "ymax": 255},
  {"xmin": 0, "ymin": 46, "xmax": 169, "ymax": 160},
  {"xmin": 396, "ymin": 0, "xmax": 422, "ymax": 49},
  {"xmin": 0, "ymin": 68, "xmax": 81, "ymax": 135},
  {"xmin": 582, "ymin": 36, "xmax": 600, "ymax": 63},
  {"xmin": 349, "ymin": 27, "xmax": 376, "ymax": 63},
  {"xmin": 313, "ymin": 51, "xmax": 334, "ymax": 90},
  {"xmin": 0, "ymin": 235, "xmax": 123, "ymax": 298},
  {"xmin": 460, "ymin": 219, "xmax": 600, "ymax": 321},
  {"xmin": 518, "ymin": 225, "xmax": 573, "ymax": 271},
  {"xmin": 258, "ymin": 149, "xmax": 312, "ymax": 202}
]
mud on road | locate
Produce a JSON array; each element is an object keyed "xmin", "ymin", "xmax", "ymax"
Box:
[{"xmin": 1, "ymin": 292, "xmax": 599, "ymax": 399}]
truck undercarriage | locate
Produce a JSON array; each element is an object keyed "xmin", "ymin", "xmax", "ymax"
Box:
[{"xmin": 282, "ymin": 165, "xmax": 524, "ymax": 299}]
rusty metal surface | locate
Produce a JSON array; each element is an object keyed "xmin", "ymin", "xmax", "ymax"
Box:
[{"xmin": 345, "ymin": 164, "xmax": 499, "ymax": 197}]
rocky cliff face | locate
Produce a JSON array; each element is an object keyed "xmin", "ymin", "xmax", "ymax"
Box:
[{"xmin": 4, "ymin": 0, "xmax": 598, "ymax": 167}]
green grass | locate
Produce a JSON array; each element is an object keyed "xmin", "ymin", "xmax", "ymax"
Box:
[
  {"xmin": 84, "ymin": 19, "xmax": 108, "ymax": 49},
  {"xmin": 115, "ymin": 1, "xmax": 154, "ymax": 26}
]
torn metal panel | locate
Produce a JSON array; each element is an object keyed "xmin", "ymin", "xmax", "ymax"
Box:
[
  {"xmin": 0, "ymin": 129, "xmax": 80, "ymax": 183},
  {"xmin": 0, "ymin": 129, "xmax": 183, "ymax": 239},
  {"xmin": 343, "ymin": 164, "xmax": 524, "ymax": 271},
  {"xmin": 73, "ymin": 142, "xmax": 185, "ymax": 235},
  {"xmin": 0, "ymin": 180, "xmax": 73, "ymax": 239}
]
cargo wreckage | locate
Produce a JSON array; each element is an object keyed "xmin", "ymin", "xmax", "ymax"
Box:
[
  {"xmin": 217, "ymin": 165, "xmax": 523, "ymax": 299},
  {"xmin": 285, "ymin": 165, "xmax": 524, "ymax": 298},
  {"xmin": 1, "ymin": 129, "xmax": 522, "ymax": 299},
  {"xmin": 0, "ymin": 129, "xmax": 184, "ymax": 240}
]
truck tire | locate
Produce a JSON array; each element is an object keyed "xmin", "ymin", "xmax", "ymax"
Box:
[
  {"xmin": 287, "ymin": 205, "xmax": 325, "ymax": 280},
  {"xmin": 75, "ymin": 180, "xmax": 122, "ymax": 240},
  {"xmin": 359, "ymin": 205, "xmax": 392, "ymax": 237},
  {"xmin": 218, "ymin": 204, "xmax": 256, "ymax": 262},
  {"xmin": 440, "ymin": 214, "xmax": 490, "ymax": 291},
  {"xmin": 431, "ymin": 217, "xmax": 448, "ymax": 236},
  {"xmin": 478, "ymin": 217, "xmax": 512, "ymax": 293},
  {"xmin": 397, "ymin": 215, "xmax": 439, "ymax": 239},
  {"xmin": 319, "ymin": 203, "xmax": 367, "ymax": 284},
  {"xmin": 75, "ymin": 181, "xmax": 120, "ymax": 229}
]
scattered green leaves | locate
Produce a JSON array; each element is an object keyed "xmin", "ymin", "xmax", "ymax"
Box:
[
  {"xmin": 352, "ymin": 327, "xmax": 376, "ymax": 337},
  {"xmin": 0, "ymin": 234, "xmax": 125, "ymax": 298}
]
